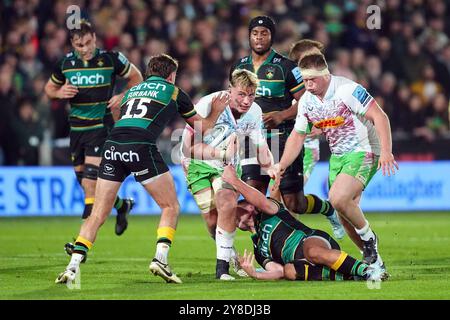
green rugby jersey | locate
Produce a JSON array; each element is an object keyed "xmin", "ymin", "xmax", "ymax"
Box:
[
  {"xmin": 110, "ymin": 76, "xmax": 196, "ymax": 142},
  {"xmin": 252, "ymin": 198, "xmax": 313, "ymax": 266},
  {"xmin": 50, "ymin": 48, "xmax": 131, "ymax": 131},
  {"xmin": 230, "ymin": 49, "xmax": 304, "ymax": 119}
]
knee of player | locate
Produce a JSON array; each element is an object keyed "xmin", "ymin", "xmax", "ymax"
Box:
[
  {"xmin": 328, "ymin": 194, "xmax": 347, "ymax": 212},
  {"xmin": 283, "ymin": 264, "xmax": 297, "ymax": 281},
  {"xmin": 304, "ymin": 246, "xmax": 323, "ymax": 265},
  {"xmin": 283, "ymin": 195, "xmax": 306, "ymax": 214},
  {"xmin": 215, "ymin": 196, "xmax": 237, "ymax": 214}
]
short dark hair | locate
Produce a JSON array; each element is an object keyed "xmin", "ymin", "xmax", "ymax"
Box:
[
  {"xmin": 69, "ymin": 20, "xmax": 95, "ymax": 40},
  {"xmin": 145, "ymin": 54, "xmax": 178, "ymax": 79},
  {"xmin": 289, "ymin": 39, "xmax": 324, "ymax": 62},
  {"xmin": 298, "ymin": 53, "xmax": 328, "ymax": 70}
]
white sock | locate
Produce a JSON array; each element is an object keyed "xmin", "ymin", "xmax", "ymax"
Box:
[
  {"xmin": 67, "ymin": 253, "xmax": 84, "ymax": 270},
  {"xmin": 216, "ymin": 227, "xmax": 235, "ymax": 262},
  {"xmin": 355, "ymin": 219, "xmax": 375, "ymax": 242},
  {"xmin": 155, "ymin": 242, "xmax": 170, "ymax": 264}
]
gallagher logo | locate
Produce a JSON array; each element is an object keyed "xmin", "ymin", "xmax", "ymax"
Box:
[{"xmin": 314, "ymin": 116, "xmax": 345, "ymax": 129}]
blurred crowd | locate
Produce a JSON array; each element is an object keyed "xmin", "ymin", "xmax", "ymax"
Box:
[{"xmin": 1, "ymin": 0, "xmax": 450, "ymax": 165}]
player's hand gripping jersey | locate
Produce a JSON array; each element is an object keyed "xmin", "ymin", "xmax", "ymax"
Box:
[{"xmin": 181, "ymin": 91, "xmax": 266, "ymax": 170}]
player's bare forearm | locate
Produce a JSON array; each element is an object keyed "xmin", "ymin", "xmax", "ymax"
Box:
[
  {"xmin": 44, "ymin": 81, "xmax": 60, "ymax": 99},
  {"xmin": 45, "ymin": 79, "xmax": 78, "ymax": 100},
  {"xmin": 223, "ymin": 169, "xmax": 277, "ymax": 214},
  {"xmin": 253, "ymin": 268, "xmax": 285, "ymax": 280},
  {"xmin": 279, "ymin": 130, "xmax": 306, "ymax": 171},
  {"xmin": 365, "ymin": 101, "xmax": 393, "ymax": 153},
  {"xmin": 124, "ymin": 64, "xmax": 143, "ymax": 89},
  {"xmin": 257, "ymin": 145, "xmax": 274, "ymax": 169},
  {"xmin": 374, "ymin": 113, "xmax": 392, "ymax": 154},
  {"xmin": 280, "ymin": 101, "xmax": 298, "ymax": 121},
  {"xmin": 239, "ymin": 251, "xmax": 284, "ymax": 280}
]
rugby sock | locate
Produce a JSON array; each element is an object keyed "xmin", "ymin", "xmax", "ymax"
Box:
[
  {"xmin": 355, "ymin": 219, "xmax": 376, "ymax": 241},
  {"xmin": 114, "ymin": 197, "xmax": 127, "ymax": 213},
  {"xmin": 304, "ymin": 194, "xmax": 333, "ymax": 216},
  {"xmin": 68, "ymin": 253, "xmax": 84, "ymax": 271},
  {"xmin": 216, "ymin": 226, "xmax": 235, "ymax": 263},
  {"xmin": 68, "ymin": 236, "xmax": 92, "ymax": 269},
  {"xmin": 330, "ymin": 252, "xmax": 368, "ymax": 277},
  {"xmin": 82, "ymin": 197, "xmax": 94, "ymax": 219},
  {"xmin": 294, "ymin": 260, "xmax": 350, "ymax": 281},
  {"xmin": 155, "ymin": 242, "xmax": 170, "ymax": 264},
  {"xmin": 155, "ymin": 227, "xmax": 176, "ymax": 264}
]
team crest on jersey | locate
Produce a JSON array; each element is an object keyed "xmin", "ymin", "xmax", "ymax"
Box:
[
  {"xmin": 265, "ymin": 67, "xmax": 275, "ymax": 79},
  {"xmin": 97, "ymin": 58, "xmax": 104, "ymax": 67}
]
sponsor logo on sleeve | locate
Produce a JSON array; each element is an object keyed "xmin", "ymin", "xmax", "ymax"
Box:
[
  {"xmin": 352, "ymin": 85, "xmax": 372, "ymax": 107},
  {"xmin": 291, "ymin": 67, "xmax": 303, "ymax": 83},
  {"xmin": 118, "ymin": 52, "xmax": 129, "ymax": 65}
]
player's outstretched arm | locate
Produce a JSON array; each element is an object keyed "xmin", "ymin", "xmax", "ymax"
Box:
[
  {"xmin": 256, "ymin": 143, "xmax": 274, "ymax": 169},
  {"xmin": 272, "ymin": 129, "xmax": 306, "ymax": 187},
  {"xmin": 239, "ymin": 249, "xmax": 284, "ymax": 280},
  {"xmin": 364, "ymin": 100, "xmax": 399, "ymax": 176},
  {"xmin": 222, "ymin": 165, "xmax": 278, "ymax": 214}
]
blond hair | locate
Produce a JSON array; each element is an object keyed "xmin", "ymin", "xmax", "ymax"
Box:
[{"xmin": 230, "ymin": 69, "xmax": 259, "ymax": 89}]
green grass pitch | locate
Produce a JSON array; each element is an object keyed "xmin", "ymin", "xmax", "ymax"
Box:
[{"xmin": 1, "ymin": 212, "xmax": 449, "ymax": 300}]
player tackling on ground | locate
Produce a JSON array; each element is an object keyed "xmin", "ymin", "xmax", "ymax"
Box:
[
  {"xmin": 272, "ymin": 53, "xmax": 398, "ymax": 273},
  {"xmin": 221, "ymin": 165, "xmax": 387, "ymax": 281}
]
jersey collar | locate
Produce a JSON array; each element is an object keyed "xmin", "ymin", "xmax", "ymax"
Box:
[
  {"xmin": 249, "ymin": 49, "xmax": 276, "ymax": 66},
  {"xmin": 323, "ymin": 75, "xmax": 335, "ymax": 100},
  {"xmin": 146, "ymin": 75, "xmax": 166, "ymax": 82}
]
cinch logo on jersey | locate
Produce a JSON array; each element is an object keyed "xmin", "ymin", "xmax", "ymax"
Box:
[
  {"xmin": 314, "ymin": 116, "xmax": 345, "ymax": 129},
  {"xmin": 256, "ymin": 86, "xmax": 271, "ymax": 96},
  {"xmin": 104, "ymin": 146, "xmax": 140, "ymax": 162},
  {"xmin": 70, "ymin": 72, "xmax": 106, "ymax": 85},
  {"xmin": 259, "ymin": 224, "xmax": 273, "ymax": 258},
  {"xmin": 129, "ymin": 82, "xmax": 167, "ymax": 92}
]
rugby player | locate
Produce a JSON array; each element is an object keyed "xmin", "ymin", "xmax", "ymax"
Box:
[
  {"xmin": 230, "ymin": 16, "xmax": 336, "ymax": 227},
  {"xmin": 55, "ymin": 54, "xmax": 227, "ymax": 285},
  {"xmin": 180, "ymin": 69, "xmax": 273, "ymax": 280},
  {"xmin": 273, "ymin": 53, "xmax": 399, "ymax": 272},
  {"xmin": 44, "ymin": 20, "xmax": 142, "ymax": 237},
  {"xmin": 288, "ymin": 39, "xmax": 345, "ymax": 239}
]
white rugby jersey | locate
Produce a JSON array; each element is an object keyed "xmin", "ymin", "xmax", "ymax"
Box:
[
  {"xmin": 181, "ymin": 91, "xmax": 265, "ymax": 169},
  {"xmin": 304, "ymin": 136, "xmax": 320, "ymax": 150},
  {"xmin": 294, "ymin": 75, "xmax": 380, "ymax": 156}
]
